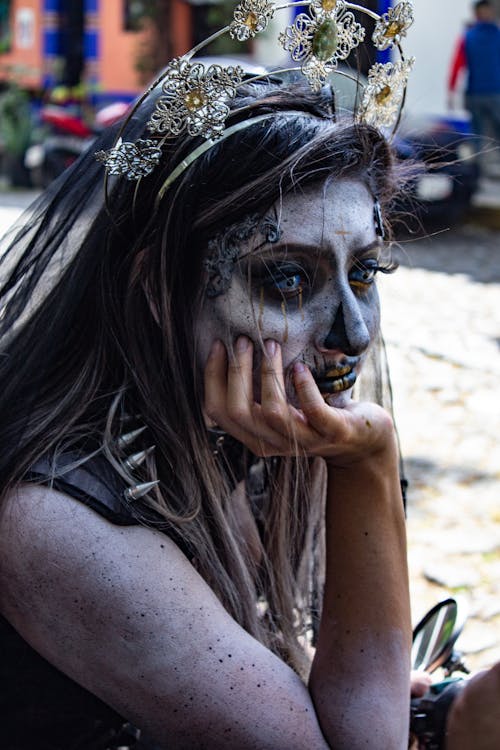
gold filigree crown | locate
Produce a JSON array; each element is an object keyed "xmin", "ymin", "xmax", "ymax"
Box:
[{"xmin": 96, "ymin": 0, "xmax": 415, "ymax": 186}]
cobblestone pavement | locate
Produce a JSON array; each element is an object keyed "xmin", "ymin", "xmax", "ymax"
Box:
[
  {"xmin": 380, "ymin": 223, "xmax": 500, "ymax": 673},
  {"xmin": 2, "ymin": 191, "xmax": 499, "ymax": 674}
]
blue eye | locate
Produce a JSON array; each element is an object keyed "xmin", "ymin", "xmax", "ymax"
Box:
[
  {"xmin": 274, "ymin": 273, "xmax": 303, "ymax": 293},
  {"xmin": 260, "ymin": 264, "xmax": 308, "ymax": 300},
  {"xmin": 349, "ymin": 259, "xmax": 379, "ymax": 288}
]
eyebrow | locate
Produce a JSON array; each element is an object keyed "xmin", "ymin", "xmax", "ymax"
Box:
[{"xmin": 240, "ymin": 238, "xmax": 384, "ymax": 263}]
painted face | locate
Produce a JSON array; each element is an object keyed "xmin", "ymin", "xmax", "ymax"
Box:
[{"xmin": 196, "ymin": 179, "xmax": 386, "ymax": 407}]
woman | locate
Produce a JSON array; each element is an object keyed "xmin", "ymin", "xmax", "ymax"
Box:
[{"xmin": 0, "ymin": 76, "xmax": 412, "ymax": 748}]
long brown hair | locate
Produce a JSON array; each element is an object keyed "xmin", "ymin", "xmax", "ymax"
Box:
[{"xmin": 0, "ymin": 81, "xmax": 403, "ymax": 676}]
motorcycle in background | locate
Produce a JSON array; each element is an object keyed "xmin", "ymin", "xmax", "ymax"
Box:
[
  {"xmin": 24, "ymin": 100, "xmax": 129, "ymax": 188},
  {"xmin": 410, "ymin": 597, "xmax": 471, "ymax": 749}
]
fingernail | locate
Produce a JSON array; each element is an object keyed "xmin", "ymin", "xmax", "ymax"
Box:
[
  {"xmin": 294, "ymin": 361, "xmax": 307, "ymax": 376},
  {"xmin": 236, "ymin": 336, "xmax": 250, "ymax": 353},
  {"xmin": 210, "ymin": 339, "xmax": 224, "ymax": 357},
  {"xmin": 265, "ymin": 339, "xmax": 277, "ymax": 357}
]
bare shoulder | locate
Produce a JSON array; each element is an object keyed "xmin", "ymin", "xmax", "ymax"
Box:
[
  {"xmin": 0, "ymin": 482, "xmax": 202, "ymax": 629},
  {"xmin": 0, "ymin": 484, "xmax": 327, "ymax": 749}
]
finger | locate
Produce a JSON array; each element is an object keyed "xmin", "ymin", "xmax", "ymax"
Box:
[
  {"xmin": 259, "ymin": 340, "xmax": 295, "ymax": 432},
  {"xmin": 292, "ymin": 362, "xmax": 348, "ymax": 439},
  {"xmin": 225, "ymin": 337, "xmax": 299, "ymax": 449},
  {"xmin": 212, "ymin": 337, "xmax": 289, "ymax": 452},
  {"xmin": 226, "ymin": 335, "xmax": 255, "ymax": 421},
  {"xmin": 260, "ymin": 340, "xmax": 286, "ymax": 403},
  {"xmin": 410, "ymin": 670, "xmax": 432, "ymax": 698},
  {"xmin": 204, "ymin": 339, "xmax": 228, "ymax": 424}
]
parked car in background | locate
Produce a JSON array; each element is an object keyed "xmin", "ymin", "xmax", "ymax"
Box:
[{"xmin": 391, "ymin": 115, "xmax": 479, "ymax": 232}]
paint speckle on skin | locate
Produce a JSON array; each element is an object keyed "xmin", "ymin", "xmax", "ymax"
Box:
[
  {"xmin": 195, "ymin": 181, "xmax": 381, "ymax": 408},
  {"xmin": 365, "ymin": 419, "xmax": 372, "ymax": 428}
]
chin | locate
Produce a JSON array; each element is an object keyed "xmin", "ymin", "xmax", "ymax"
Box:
[
  {"xmin": 323, "ymin": 387, "xmax": 353, "ymax": 409},
  {"xmin": 286, "ymin": 385, "xmax": 354, "ymax": 411}
]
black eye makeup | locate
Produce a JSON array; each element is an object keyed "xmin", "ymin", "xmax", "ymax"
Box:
[
  {"xmin": 349, "ymin": 245, "xmax": 397, "ymax": 291},
  {"xmin": 245, "ymin": 257, "xmax": 318, "ymax": 304},
  {"xmin": 238, "ymin": 238, "xmax": 397, "ymax": 303}
]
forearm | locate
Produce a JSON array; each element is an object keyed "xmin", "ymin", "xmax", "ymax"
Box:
[{"xmin": 309, "ymin": 441, "xmax": 411, "ymax": 749}]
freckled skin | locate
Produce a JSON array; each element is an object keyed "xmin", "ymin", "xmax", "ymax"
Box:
[
  {"xmin": 196, "ymin": 179, "xmax": 381, "ymax": 408},
  {"xmin": 0, "ymin": 183, "xmax": 410, "ymax": 750}
]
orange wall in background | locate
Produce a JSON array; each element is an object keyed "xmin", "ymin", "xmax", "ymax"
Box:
[
  {"xmin": 0, "ymin": 0, "xmax": 193, "ymax": 97},
  {"xmin": 99, "ymin": 0, "xmax": 144, "ymax": 95},
  {"xmin": 0, "ymin": 0, "xmax": 43, "ymax": 89},
  {"xmin": 100, "ymin": 0, "xmax": 192, "ymax": 97}
]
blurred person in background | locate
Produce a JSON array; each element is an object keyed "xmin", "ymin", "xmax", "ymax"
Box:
[{"xmin": 447, "ymin": 0, "xmax": 500, "ymax": 169}]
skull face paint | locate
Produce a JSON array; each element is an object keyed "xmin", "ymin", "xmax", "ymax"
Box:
[
  {"xmin": 196, "ymin": 179, "xmax": 390, "ymax": 408},
  {"xmin": 204, "ymin": 213, "xmax": 282, "ymax": 298}
]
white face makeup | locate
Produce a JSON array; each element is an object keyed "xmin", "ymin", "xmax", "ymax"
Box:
[{"xmin": 196, "ymin": 179, "xmax": 386, "ymax": 408}]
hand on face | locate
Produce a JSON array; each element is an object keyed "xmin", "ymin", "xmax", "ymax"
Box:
[{"xmin": 204, "ymin": 336, "xmax": 395, "ymax": 466}]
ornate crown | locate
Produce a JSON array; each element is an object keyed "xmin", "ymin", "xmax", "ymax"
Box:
[{"xmin": 96, "ymin": 0, "xmax": 414, "ymax": 185}]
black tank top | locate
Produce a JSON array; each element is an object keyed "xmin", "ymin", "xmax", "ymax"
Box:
[{"xmin": 1, "ymin": 454, "xmax": 160, "ymax": 750}]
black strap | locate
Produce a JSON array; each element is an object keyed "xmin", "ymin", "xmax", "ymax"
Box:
[{"xmin": 25, "ymin": 451, "xmax": 137, "ymax": 526}]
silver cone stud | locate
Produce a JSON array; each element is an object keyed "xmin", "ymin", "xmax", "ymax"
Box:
[
  {"xmin": 124, "ymin": 480, "xmax": 160, "ymax": 502},
  {"xmin": 116, "ymin": 426, "xmax": 147, "ymax": 450},
  {"xmin": 124, "ymin": 445, "xmax": 156, "ymax": 471}
]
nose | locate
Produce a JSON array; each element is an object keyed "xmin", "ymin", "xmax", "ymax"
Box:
[{"xmin": 322, "ymin": 301, "xmax": 371, "ymax": 357}]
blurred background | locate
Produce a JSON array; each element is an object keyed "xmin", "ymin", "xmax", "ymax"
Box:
[{"xmin": 0, "ymin": 0, "xmax": 499, "ymax": 673}]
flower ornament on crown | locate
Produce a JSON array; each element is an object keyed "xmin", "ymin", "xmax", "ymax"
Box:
[
  {"xmin": 372, "ymin": 1, "xmax": 414, "ymax": 51},
  {"xmin": 278, "ymin": 0, "xmax": 365, "ymax": 92},
  {"xmin": 358, "ymin": 58, "xmax": 414, "ymax": 128},
  {"xmin": 229, "ymin": 0, "xmax": 276, "ymax": 40},
  {"xmin": 96, "ymin": 0, "xmax": 415, "ymax": 185},
  {"xmin": 147, "ymin": 58, "xmax": 244, "ymax": 140}
]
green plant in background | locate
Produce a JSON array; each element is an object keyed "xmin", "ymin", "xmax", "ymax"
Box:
[
  {"xmin": 0, "ymin": 0, "xmax": 11, "ymax": 55},
  {"xmin": 0, "ymin": 81, "xmax": 33, "ymax": 186},
  {"xmin": 0, "ymin": 82, "xmax": 32, "ymax": 157}
]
